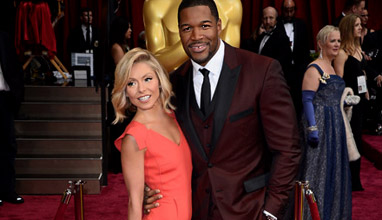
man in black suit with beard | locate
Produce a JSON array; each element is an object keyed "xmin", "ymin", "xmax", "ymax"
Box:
[
  {"xmin": 278, "ymin": 0, "xmax": 311, "ymax": 119},
  {"xmin": 0, "ymin": 31, "xmax": 24, "ymax": 205}
]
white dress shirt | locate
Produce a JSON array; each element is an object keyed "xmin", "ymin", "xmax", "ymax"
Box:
[
  {"xmin": 284, "ymin": 22, "xmax": 294, "ymax": 51},
  {"xmin": 259, "ymin": 26, "xmax": 276, "ymax": 54},
  {"xmin": 191, "ymin": 39, "xmax": 225, "ymax": 108},
  {"xmin": 81, "ymin": 24, "xmax": 92, "ymax": 42},
  {"xmin": 0, "ymin": 63, "xmax": 10, "ymax": 91}
]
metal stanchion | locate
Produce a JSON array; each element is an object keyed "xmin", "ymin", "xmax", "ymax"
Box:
[
  {"xmin": 304, "ymin": 183, "xmax": 320, "ymax": 220},
  {"xmin": 74, "ymin": 180, "xmax": 86, "ymax": 220},
  {"xmin": 53, "ymin": 180, "xmax": 86, "ymax": 220},
  {"xmin": 294, "ymin": 181, "xmax": 306, "ymax": 220},
  {"xmin": 294, "ymin": 181, "xmax": 321, "ymax": 220},
  {"xmin": 54, "ymin": 181, "xmax": 74, "ymax": 220}
]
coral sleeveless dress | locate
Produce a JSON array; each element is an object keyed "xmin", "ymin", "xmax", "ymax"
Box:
[{"xmin": 115, "ymin": 112, "xmax": 192, "ymax": 220}]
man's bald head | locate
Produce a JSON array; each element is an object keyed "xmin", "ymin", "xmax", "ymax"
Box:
[
  {"xmin": 282, "ymin": 0, "xmax": 296, "ymax": 21},
  {"xmin": 262, "ymin": 6, "xmax": 278, "ymax": 32}
]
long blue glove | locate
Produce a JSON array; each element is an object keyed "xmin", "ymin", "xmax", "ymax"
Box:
[{"xmin": 302, "ymin": 90, "xmax": 318, "ymax": 147}]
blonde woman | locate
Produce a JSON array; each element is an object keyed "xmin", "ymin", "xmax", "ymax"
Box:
[
  {"xmin": 300, "ymin": 25, "xmax": 351, "ymax": 220},
  {"xmin": 112, "ymin": 48, "xmax": 192, "ymax": 220}
]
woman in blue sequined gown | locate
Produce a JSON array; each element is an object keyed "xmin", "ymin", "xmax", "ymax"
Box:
[{"xmin": 300, "ymin": 25, "xmax": 352, "ymax": 220}]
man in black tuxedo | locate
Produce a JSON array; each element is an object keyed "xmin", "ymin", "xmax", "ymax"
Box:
[
  {"xmin": 67, "ymin": 7, "xmax": 101, "ymax": 80},
  {"xmin": 67, "ymin": 8, "xmax": 100, "ymax": 54},
  {"xmin": 252, "ymin": 7, "xmax": 292, "ymax": 84},
  {"xmin": 0, "ymin": 31, "xmax": 24, "ymax": 205},
  {"xmin": 279, "ymin": 0, "xmax": 311, "ymax": 119},
  {"xmin": 332, "ymin": 0, "xmax": 365, "ymax": 26}
]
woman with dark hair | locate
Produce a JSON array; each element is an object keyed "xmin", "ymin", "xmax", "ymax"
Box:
[
  {"xmin": 110, "ymin": 16, "xmax": 132, "ymax": 65},
  {"xmin": 360, "ymin": 9, "xmax": 374, "ymax": 45},
  {"xmin": 108, "ymin": 16, "xmax": 133, "ymax": 174}
]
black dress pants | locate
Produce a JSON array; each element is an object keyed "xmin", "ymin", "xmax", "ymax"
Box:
[{"xmin": 0, "ymin": 91, "xmax": 17, "ymax": 194}]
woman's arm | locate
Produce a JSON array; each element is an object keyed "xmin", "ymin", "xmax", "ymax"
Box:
[
  {"xmin": 302, "ymin": 65, "xmax": 321, "ymax": 91},
  {"xmin": 301, "ymin": 64, "xmax": 322, "ymax": 147},
  {"xmin": 111, "ymin": 43, "xmax": 125, "ymax": 65},
  {"xmin": 121, "ymin": 135, "xmax": 146, "ymax": 220},
  {"xmin": 333, "ymin": 49, "xmax": 348, "ymax": 78}
]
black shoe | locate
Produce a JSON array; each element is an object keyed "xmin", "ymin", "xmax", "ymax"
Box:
[
  {"xmin": 376, "ymin": 124, "xmax": 382, "ymax": 135},
  {"xmin": 1, "ymin": 192, "xmax": 24, "ymax": 204},
  {"xmin": 0, "ymin": 199, "xmax": 3, "ymax": 205}
]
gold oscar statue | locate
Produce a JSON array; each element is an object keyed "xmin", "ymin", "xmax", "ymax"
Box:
[{"xmin": 143, "ymin": 0, "xmax": 242, "ymax": 72}]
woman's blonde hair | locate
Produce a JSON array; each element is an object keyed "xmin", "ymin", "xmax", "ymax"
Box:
[
  {"xmin": 316, "ymin": 25, "xmax": 339, "ymax": 50},
  {"xmin": 111, "ymin": 48, "xmax": 175, "ymax": 124},
  {"xmin": 339, "ymin": 14, "xmax": 361, "ymax": 55}
]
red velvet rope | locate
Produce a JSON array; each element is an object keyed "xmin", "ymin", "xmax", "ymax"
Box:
[{"xmin": 305, "ymin": 189, "xmax": 321, "ymax": 220}]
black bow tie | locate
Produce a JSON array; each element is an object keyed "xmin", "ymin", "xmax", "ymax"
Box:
[
  {"xmin": 264, "ymin": 31, "xmax": 273, "ymax": 36},
  {"xmin": 283, "ymin": 19, "xmax": 294, "ymax": 24}
]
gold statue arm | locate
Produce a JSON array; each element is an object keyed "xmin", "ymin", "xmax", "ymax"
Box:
[
  {"xmin": 218, "ymin": 0, "xmax": 242, "ymax": 47},
  {"xmin": 150, "ymin": 41, "xmax": 188, "ymax": 72},
  {"xmin": 143, "ymin": 1, "xmax": 187, "ymax": 72}
]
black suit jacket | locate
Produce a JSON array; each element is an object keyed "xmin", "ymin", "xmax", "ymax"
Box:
[
  {"xmin": 279, "ymin": 18, "xmax": 310, "ymax": 71},
  {"xmin": 278, "ymin": 18, "xmax": 311, "ymax": 117},
  {"xmin": 332, "ymin": 14, "xmax": 344, "ymax": 27},
  {"xmin": 171, "ymin": 42, "xmax": 301, "ymax": 219},
  {"xmin": 362, "ymin": 30, "xmax": 382, "ymax": 73},
  {"xmin": 0, "ymin": 31, "xmax": 24, "ymax": 108},
  {"xmin": 67, "ymin": 25, "xmax": 100, "ymax": 53},
  {"xmin": 67, "ymin": 25, "xmax": 101, "ymax": 79},
  {"xmin": 253, "ymin": 26, "xmax": 292, "ymax": 76}
]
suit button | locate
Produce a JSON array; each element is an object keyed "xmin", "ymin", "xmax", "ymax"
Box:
[
  {"xmin": 204, "ymin": 125, "xmax": 209, "ymax": 129},
  {"xmin": 208, "ymin": 163, "xmax": 213, "ymax": 168}
]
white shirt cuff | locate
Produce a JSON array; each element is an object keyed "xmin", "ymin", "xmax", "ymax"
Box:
[{"xmin": 263, "ymin": 210, "xmax": 277, "ymax": 220}]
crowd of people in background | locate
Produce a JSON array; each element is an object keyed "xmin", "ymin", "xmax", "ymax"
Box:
[
  {"xmin": 240, "ymin": 1, "xmax": 381, "ymax": 219},
  {"xmin": 1, "ymin": 0, "xmax": 382, "ymax": 220}
]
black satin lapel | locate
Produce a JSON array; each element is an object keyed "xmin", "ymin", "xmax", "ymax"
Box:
[
  {"xmin": 209, "ymin": 63, "xmax": 241, "ymax": 156},
  {"xmin": 178, "ymin": 68, "xmax": 209, "ymax": 161}
]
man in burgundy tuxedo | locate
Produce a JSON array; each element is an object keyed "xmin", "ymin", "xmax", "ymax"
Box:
[{"xmin": 146, "ymin": 1, "xmax": 301, "ymax": 219}]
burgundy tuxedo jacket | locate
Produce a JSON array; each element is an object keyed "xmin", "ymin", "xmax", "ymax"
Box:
[{"xmin": 171, "ymin": 42, "xmax": 301, "ymax": 220}]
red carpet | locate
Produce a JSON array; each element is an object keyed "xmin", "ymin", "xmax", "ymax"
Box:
[
  {"xmin": 362, "ymin": 134, "xmax": 382, "ymax": 170},
  {"xmin": 1, "ymin": 138, "xmax": 382, "ymax": 219},
  {"xmin": 0, "ymin": 173, "xmax": 128, "ymax": 220},
  {"xmin": 352, "ymin": 157, "xmax": 382, "ymax": 220}
]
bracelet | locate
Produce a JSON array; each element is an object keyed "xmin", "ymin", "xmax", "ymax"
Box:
[{"xmin": 307, "ymin": 125, "xmax": 318, "ymax": 132}]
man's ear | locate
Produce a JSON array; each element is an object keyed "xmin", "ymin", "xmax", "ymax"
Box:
[
  {"xmin": 217, "ymin": 19, "xmax": 222, "ymax": 35},
  {"xmin": 351, "ymin": 5, "xmax": 357, "ymax": 13}
]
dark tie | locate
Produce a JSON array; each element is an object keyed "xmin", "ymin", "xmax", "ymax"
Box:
[
  {"xmin": 86, "ymin": 27, "xmax": 91, "ymax": 48},
  {"xmin": 200, "ymin": 68, "xmax": 211, "ymax": 115}
]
